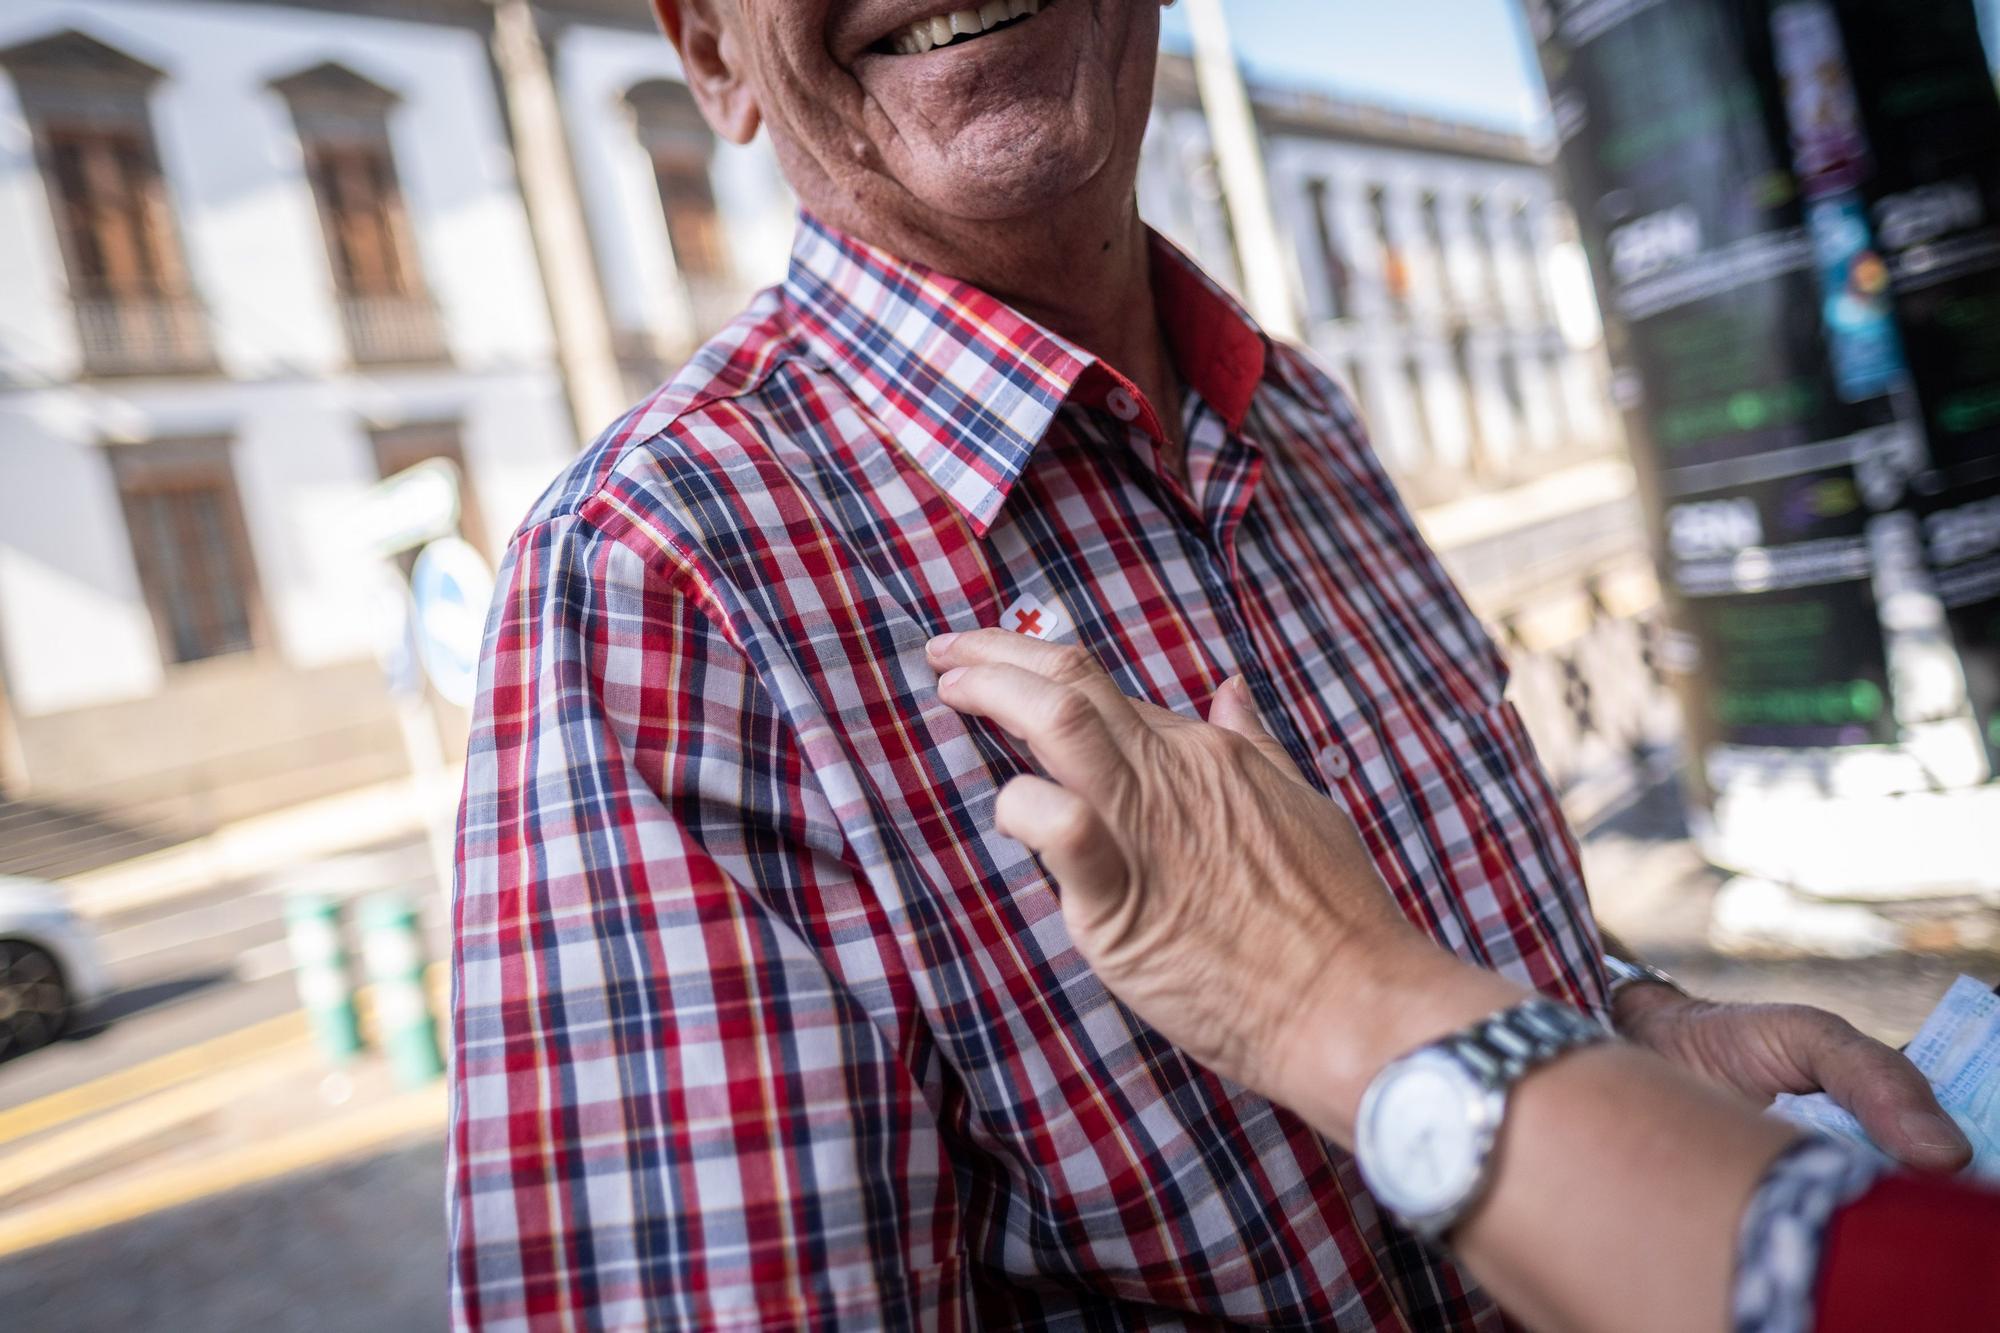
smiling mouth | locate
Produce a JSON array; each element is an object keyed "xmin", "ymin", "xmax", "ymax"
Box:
[{"xmin": 876, "ymin": 0, "xmax": 1057, "ymax": 55}]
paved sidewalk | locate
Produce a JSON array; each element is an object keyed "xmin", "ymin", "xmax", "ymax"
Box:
[
  {"xmin": 0, "ymin": 1057, "xmax": 445, "ymax": 1261},
  {"xmin": 0, "ymin": 967, "xmax": 450, "ymax": 1262},
  {"xmin": 0, "ymin": 1137, "xmax": 447, "ymax": 1333},
  {"xmin": 1582, "ymin": 779, "xmax": 2000, "ymax": 1043}
]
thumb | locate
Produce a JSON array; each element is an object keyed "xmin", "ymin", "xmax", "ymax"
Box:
[
  {"xmin": 1799, "ymin": 1017, "xmax": 1972, "ymax": 1173},
  {"xmin": 994, "ymin": 775, "xmax": 1133, "ymax": 935},
  {"xmin": 1208, "ymin": 676, "xmax": 1311, "ymax": 787}
]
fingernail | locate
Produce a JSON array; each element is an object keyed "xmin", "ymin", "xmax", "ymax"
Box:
[
  {"xmin": 928, "ymin": 632, "xmax": 959, "ymax": 658},
  {"xmin": 937, "ymin": 667, "xmax": 965, "ymax": 690},
  {"xmin": 1901, "ymin": 1110, "xmax": 1971, "ymax": 1155},
  {"xmin": 1221, "ymin": 674, "xmax": 1245, "ymax": 697}
]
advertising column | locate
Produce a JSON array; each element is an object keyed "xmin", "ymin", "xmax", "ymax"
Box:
[
  {"xmin": 1826, "ymin": 0, "xmax": 2000, "ymax": 771},
  {"xmin": 1523, "ymin": 0, "xmax": 2000, "ymax": 896}
]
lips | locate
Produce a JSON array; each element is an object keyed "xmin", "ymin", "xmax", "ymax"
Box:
[{"xmin": 876, "ymin": 0, "xmax": 1055, "ymax": 55}]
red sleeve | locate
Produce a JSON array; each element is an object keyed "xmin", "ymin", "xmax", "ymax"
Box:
[{"xmin": 1813, "ymin": 1172, "xmax": 2000, "ymax": 1333}]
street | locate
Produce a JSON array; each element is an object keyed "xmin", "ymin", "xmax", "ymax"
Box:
[
  {"xmin": 0, "ymin": 783, "xmax": 1994, "ymax": 1331},
  {"xmin": 0, "ymin": 830, "xmax": 451, "ymax": 1331},
  {"xmin": 0, "ymin": 834, "xmax": 442, "ymax": 1113},
  {"xmin": 0, "ymin": 1142, "xmax": 444, "ymax": 1333}
]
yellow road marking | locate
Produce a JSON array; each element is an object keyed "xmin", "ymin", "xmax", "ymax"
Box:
[
  {"xmin": 0, "ymin": 1011, "xmax": 307, "ymax": 1147},
  {"xmin": 0, "ymin": 1045, "xmax": 324, "ymax": 1204},
  {"xmin": 0, "ymin": 1084, "xmax": 446, "ymax": 1258}
]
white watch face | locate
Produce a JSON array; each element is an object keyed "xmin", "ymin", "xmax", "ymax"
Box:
[{"xmin": 1357, "ymin": 1050, "xmax": 1493, "ymax": 1221}]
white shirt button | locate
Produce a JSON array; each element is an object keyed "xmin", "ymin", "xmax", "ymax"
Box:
[
  {"xmin": 1319, "ymin": 746, "xmax": 1352, "ymax": 781},
  {"xmin": 1104, "ymin": 387, "xmax": 1141, "ymax": 422}
]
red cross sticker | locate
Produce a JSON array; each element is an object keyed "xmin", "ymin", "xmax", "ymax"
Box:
[{"xmin": 1000, "ymin": 593, "xmax": 1065, "ymax": 641}]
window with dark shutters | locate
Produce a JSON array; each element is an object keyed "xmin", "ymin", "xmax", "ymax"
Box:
[
  {"xmin": 1303, "ymin": 177, "xmax": 1351, "ymax": 321},
  {"xmin": 1, "ymin": 30, "xmax": 214, "ymax": 377},
  {"xmin": 110, "ymin": 440, "xmax": 264, "ymax": 666},
  {"xmin": 271, "ymin": 61, "xmax": 446, "ymax": 366}
]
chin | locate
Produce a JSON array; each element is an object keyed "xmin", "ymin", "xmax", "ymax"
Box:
[{"xmin": 906, "ymin": 106, "xmax": 1118, "ymax": 222}]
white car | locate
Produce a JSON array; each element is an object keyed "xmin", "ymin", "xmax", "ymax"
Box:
[{"xmin": 0, "ymin": 876, "xmax": 111, "ymax": 1060}]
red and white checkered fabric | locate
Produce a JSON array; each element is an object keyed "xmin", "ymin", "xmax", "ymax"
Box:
[{"xmin": 449, "ymin": 214, "xmax": 1610, "ymax": 1331}]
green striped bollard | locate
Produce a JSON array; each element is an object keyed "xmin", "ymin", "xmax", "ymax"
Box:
[
  {"xmin": 359, "ymin": 893, "xmax": 444, "ymax": 1087},
  {"xmin": 285, "ymin": 893, "xmax": 362, "ymax": 1066}
]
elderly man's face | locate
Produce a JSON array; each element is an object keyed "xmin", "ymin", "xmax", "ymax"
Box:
[{"xmin": 687, "ymin": 0, "xmax": 1163, "ymax": 233}]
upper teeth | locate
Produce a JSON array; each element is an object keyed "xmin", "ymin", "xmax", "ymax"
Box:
[{"xmin": 889, "ymin": 0, "xmax": 1041, "ymax": 54}]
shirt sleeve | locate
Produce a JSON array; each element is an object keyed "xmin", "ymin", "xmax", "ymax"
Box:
[
  {"xmin": 1731, "ymin": 1137, "xmax": 1889, "ymax": 1333},
  {"xmin": 1734, "ymin": 1133, "xmax": 2000, "ymax": 1333},
  {"xmin": 1812, "ymin": 1164, "xmax": 2000, "ymax": 1333},
  {"xmin": 448, "ymin": 512, "xmax": 966, "ymax": 1332}
]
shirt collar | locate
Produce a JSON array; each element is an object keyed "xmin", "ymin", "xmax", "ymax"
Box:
[{"xmin": 781, "ymin": 213, "xmax": 1270, "ymax": 536}]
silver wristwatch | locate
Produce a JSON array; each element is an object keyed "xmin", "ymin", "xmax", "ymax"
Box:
[{"xmin": 1355, "ymin": 996, "xmax": 1610, "ymax": 1241}]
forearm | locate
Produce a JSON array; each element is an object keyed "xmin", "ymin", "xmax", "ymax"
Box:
[
  {"xmin": 1455, "ymin": 1031, "xmax": 1798, "ymax": 1333},
  {"xmin": 1282, "ymin": 945, "xmax": 1798, "ymax": 1333}
]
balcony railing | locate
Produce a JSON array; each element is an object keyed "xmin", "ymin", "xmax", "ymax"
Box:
[
  {"xmin": 74, "ymin": 296, "xmax": 215, "ymax": 377},
  {"xmin": 338, "ymin": 294, "xmax": 449, "ymax": 366}
]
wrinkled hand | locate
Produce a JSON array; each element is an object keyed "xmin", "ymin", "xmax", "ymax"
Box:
[
  {"xmin": 928, "ymin": 628, "xmax": 1467, "ymax": 1124},
  {"xmin": 1615, "ymin": 984, "xmax": 1972, "ymax": 1173}
]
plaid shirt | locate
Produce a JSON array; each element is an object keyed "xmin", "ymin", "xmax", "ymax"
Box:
[{"xmin": 450, "ymin": 215, "xmax": 1612, "ymax": 1331}]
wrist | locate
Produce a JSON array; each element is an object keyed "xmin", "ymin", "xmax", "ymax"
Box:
[
  {"xmin": 1272, "ymin": 937, "xmax": 1527, "ymax": 1146},
  {"xmin": 1609, "ymin": 978, "xmax": 1694, "ymax": 1040}
]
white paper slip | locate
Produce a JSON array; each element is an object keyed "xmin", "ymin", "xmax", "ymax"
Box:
[{"xmin": 1770, "ymin": 975, "xmax": 2000, "ymax": 1180}]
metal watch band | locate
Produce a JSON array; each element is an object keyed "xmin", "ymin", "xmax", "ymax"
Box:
[
  {"xmin": 1438, "ymin": 995, "xmax": 1612, "ymax": 1090},
  {"xmin": 1602, "ymin": 954, "xmax": 1687, "ymax": 1002},
  {"xmin": 1361, "ymin": 996, "xmax": 1611, "ymax": 1243}
]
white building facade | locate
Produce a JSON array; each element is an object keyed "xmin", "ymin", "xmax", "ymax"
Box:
[
  {"xmin": 1144, "ymin": 55, "xmax": 1619, "ymax": 509},
  {"xmin": 0, "ymin": 0, "xmax": 785, "ymax": 840},
  {"xmin": 0, "ymin": 7, "xmax": 1626, "ymax": 847}
]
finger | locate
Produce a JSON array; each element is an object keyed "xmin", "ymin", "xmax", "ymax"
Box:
[
  {"xmin": 937, "ymin": 662, "xmax": 1136, "ymax": 794},
  {"xmin": 1206, "ymin": 676, "xmax": 1313, "ymax": 787},
  {"xmin": 1797, "ymin": 1015, "xmax": 1972, "ymax": 1172},
  {"xmin": 929, "ymin": 631, "xmax": 1144, "ymax": 723},
  {"xmin": 928, "ymin": 627, "xmax": 1081, "ymax": 675},
  {"xmin": 993, "ymin": 776, "xmax": 1132, "ymax": 930},
  {"xmin": 931, "ymin": 632, "xmax": 1149, "ymax": 749}
]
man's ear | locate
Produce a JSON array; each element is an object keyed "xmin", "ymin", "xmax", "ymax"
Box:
[{"xmin": 664, "ymin": 0, "xmax": 762, "ymax": 146}]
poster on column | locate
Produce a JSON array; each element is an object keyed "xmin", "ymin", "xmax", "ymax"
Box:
[
  {"xmin": 1666, "ymin": 466, "xmax": 1891, "ymax": 748},
  {"xmin": 1821, "ymin": 0, "xmax": 2000, "ymax": 767},
  {"xmin": 1522, "ymin": 0, "xmax": 1902, "ymax": 813}
]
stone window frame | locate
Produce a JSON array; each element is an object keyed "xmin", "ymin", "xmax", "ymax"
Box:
[
  {"xmin": 0, "ymin": 29, "xmax": 215, "ymax": 378},
  {"xmin": 269, "ymin": 61, "xmax": 448, "ymax": 367},
  {"xmin": 107, "ymin": 436, "xmax": 268, "ymax": 668},
  {"xmin": 623, "ymin": 77, "xmax": 735, "ymax": 339}
]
